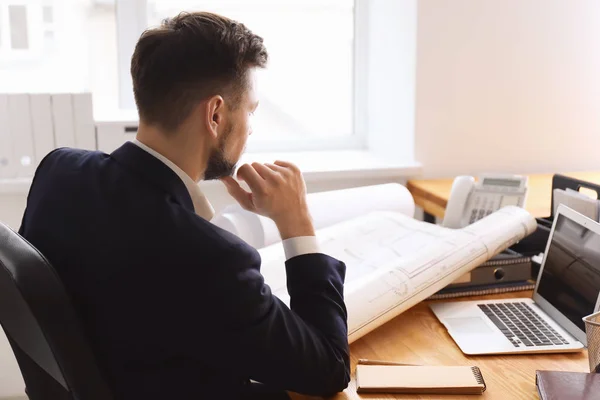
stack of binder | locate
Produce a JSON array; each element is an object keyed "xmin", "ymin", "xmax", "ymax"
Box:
[
  {"xmin": 0, "ymin": 93, "xmax": 96, "ymax": 180},
  {"xmin": 429, "ymin": 249, "xmax": 534, "ymax": 300}
]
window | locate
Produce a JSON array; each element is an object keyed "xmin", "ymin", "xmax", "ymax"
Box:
[
  {"xmin": 0, "ymin": 0, "xmax": 367, "ymax": 152},
  {"xmin": 116, "ymin": 0, "xmax": 360, "ymax": 150},
  {"xmin": 141, "ymin": 0, "xmax": 355, "ymax": 142},
  {"xmin": 0, "ymin": 0, "xmax": 119, "ymax": 116}
]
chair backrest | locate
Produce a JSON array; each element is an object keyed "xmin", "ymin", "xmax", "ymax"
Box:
[{"xmin": 0, "ymin": 222, "xmax": 113, "ymax": 400}]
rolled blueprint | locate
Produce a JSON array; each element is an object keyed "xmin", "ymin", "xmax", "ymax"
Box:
[{"xmin": 212, "ymin": 183, "xmax": 415, "ymax": 249}]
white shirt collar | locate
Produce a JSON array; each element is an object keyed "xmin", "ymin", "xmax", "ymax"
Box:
[{"xmin": 131, "ymin": 139, "xmax": 215, "ymax": 220}]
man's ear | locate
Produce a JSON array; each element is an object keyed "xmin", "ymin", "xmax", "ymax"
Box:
[{"xmin": 204, "ymin": 95, "xmax": 225, "ymax": 140}]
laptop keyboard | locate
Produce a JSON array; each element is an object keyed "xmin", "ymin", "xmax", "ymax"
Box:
[{"xmin": 478, "ymin": 303, "xmax": 570, "ymax": 348}]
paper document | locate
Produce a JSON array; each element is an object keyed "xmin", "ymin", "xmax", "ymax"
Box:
[
  {"xmin": 259, "ymin": 206, "xmax": 536, "ymax": 343},
  {"xmin": 213, "ymin": 183, "xmax": 415, "ymax": 248}
]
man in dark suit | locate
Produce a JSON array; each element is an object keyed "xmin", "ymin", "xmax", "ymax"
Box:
[{"xmin": 19, "ymin": 11, "xmax": 350, "ymax": 400}]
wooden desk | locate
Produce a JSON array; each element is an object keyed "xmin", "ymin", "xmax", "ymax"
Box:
[
  {"xmin": 406, "ymin": 172, "xmax": 600, "ymax": 222},
  {"xmin": 291, "ymin": 291, "xmax": 589, "ymax": 400}
]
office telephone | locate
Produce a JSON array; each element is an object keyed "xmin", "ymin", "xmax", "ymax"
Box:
[{"xmin": 442, "ymin": 174, "xmax": 528, "ymax": 229}]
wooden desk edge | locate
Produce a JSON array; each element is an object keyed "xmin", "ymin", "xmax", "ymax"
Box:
[{"xmin": 406, "ymin": 180, "xmax": 449, "ymax": 219}]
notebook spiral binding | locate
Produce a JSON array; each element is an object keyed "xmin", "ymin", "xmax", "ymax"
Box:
[
  {"xmin": 428, "ymin": 281, "xmax": 535, "ymax": 300},
  {"xmin": 471, "ymin": 366, "xmax": 487, "ymax": 392},
  {"xmin": 482, "ymin": 256, "xmax": 530, "ymax": 266}
]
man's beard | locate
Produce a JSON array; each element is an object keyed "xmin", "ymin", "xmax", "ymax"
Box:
[{"xmin": 203, "ymin": 124, "xmax": 237, "ymax": 180}]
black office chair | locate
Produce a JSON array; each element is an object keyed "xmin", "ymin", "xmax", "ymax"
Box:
[{"xmin": 0, "ymin": 222, "xmax": 113, "ymax": 400}]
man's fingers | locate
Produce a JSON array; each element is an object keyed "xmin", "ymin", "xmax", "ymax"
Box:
[
  {"xmin": 273, "ymin": 160, "xmax": 300, "ymax": 174},
  {"xmin": 251, "ymin": 162, "xmax": 279, "ymax": 181},
  {"xmin": 265, "ymin": 163, "xmax": 287, "ymax": 173},
  {"xmin": 221, "ymin": 177, "xmax": 254, "ymax": 211},
  {"xmin": 237, "ymin": 164, "xmax": 266, "ymax": 194},
  {"xmin": 273, "ymin": 160, "xmax": 292, "ymax": 167}
]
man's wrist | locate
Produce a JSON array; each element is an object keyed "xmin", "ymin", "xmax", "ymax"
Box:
[{"xmin": 275, "ymin": 213, "xmax": 315, "ymax": 240}]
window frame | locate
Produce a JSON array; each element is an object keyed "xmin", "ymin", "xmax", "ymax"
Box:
[{"xmin": 114, "ymin": 0, "xmax": 367, "ymax": 152}]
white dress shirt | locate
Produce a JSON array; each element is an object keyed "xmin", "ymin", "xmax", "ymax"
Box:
[{"xmin": 131, "ymin": 140, "xmax": 320, "ymax": 259}]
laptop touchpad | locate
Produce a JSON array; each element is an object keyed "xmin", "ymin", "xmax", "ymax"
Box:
[{"xmin": 445, "ymin": 317, "xmax": 493, "ymax": 334}]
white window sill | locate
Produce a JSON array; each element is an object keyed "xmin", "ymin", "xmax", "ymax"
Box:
[{"xmin": 0, "ymin": 151, "xmax": 421, "ymax": 195}]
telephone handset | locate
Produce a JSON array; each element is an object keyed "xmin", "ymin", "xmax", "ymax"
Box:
[{"xmin": 442, "ymin": 174, "xmax": 528, "ymax": 229}]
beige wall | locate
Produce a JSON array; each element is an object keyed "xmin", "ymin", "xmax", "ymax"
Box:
[{"xmin": 416, "ymin": 0, "xmax": 600, "ymax": 178}]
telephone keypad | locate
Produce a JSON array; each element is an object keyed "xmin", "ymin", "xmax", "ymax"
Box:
[
  {"xmin": 469, "ymin": 208, "xmax": 495, "ymax": 224},
  {"xmin": 469, "ymin": 209, "xmax": 478, "ymax": 224}
]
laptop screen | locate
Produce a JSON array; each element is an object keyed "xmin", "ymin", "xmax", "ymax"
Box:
[{"xmin": 536, "ymin": 213, "xmax": 600, "ymax": 331}]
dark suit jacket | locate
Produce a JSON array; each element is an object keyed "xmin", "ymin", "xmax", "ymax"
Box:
[{"xmin": 18, "ymin": 142, "xmax": 350, "ymax": 399}]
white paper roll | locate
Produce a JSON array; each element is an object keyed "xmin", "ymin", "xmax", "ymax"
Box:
[{"xmin": 213, "ymin": 183, "xmax": 415, "ymax": 249}]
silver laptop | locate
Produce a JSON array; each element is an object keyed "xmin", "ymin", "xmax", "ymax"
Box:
[{"xmin": 430, "ymin": 204, "xmax": 600, "ymax": 355}]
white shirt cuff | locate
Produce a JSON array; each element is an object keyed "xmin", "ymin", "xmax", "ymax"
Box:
[{"xmin": 282, "ymin": 236, "xmax": 321, "ymax": 260}]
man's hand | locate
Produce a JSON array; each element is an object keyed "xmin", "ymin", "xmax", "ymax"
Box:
[{"xmin": 221, "ymin": 161, "xmax": 315, "ymax": 240}]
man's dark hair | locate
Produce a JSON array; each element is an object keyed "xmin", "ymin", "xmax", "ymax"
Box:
[{"xmin": 131, "ymin": 12, "xmax": 268, "ymax": 132}]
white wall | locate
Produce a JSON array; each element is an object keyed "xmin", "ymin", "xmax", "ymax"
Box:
[
  {"xmin": 366, "ymin": 0, "xmax": 417, "ymax": 162},
  {"xmin": 0, "ymin": 196, "xmax": 26, "ymax": 232},
  {"xmin": 416, "ymin": 0, "xmax": 600, "ymax": 178}
]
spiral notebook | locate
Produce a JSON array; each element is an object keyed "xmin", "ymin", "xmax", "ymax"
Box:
[{"xmin": 356, "ymin": 364, "xmax": 486, "ymax": 395}]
